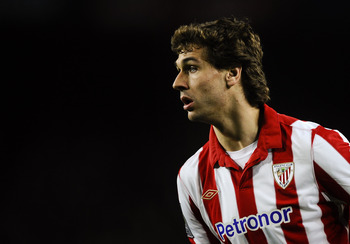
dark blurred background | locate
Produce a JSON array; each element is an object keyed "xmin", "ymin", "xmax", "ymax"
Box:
[{"xmin": 1, "ymin": 0, "xmax": 349, "ymax": 243}]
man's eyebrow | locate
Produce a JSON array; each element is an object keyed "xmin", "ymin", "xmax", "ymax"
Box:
[{"xmin": 174, "ymin": 57, "xmax": 200, "ymax": 69}]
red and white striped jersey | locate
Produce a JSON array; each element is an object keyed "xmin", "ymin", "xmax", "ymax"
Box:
[{"xmin": 177, "ymin": 105, "xmax": 350, "ymax": 244}]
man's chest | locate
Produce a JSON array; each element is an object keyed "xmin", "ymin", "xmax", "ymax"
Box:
[{"xmin": 197, "ymin": 151, "xmax": 319, "ymax": 242}]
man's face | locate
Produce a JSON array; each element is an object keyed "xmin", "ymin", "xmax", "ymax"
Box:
[{"xmin": 173, "ymin": 48, "xmax": 228, "ymax": 124}]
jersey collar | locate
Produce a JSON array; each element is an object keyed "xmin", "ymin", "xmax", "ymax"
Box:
[{"xmin": 208, "ymin": 104, "xmax": 283, "ymax": 169}]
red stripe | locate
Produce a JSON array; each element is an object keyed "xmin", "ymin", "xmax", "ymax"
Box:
[
  {"xmin": 188, "ymin": 238, "xmax": 196, "ymax": 244},
  {"xmin": 312, "ymin": 126, "xmax": 350, "ymax": 243},
  {"xmin": 189, "ymin": 196, "xmax": 221, "ymax": 244},
  {"xmin": 313, "ymin": 162, "xmax": 349, "ymax": 243},
  {"xmin": 273, "ymin": 123, "xmax": 309, "ymax": 243},
  {"xmin": 198, "ymin": 145, "xmax": 230, "ymax": 243},
  {"xmin": 313, "ymin": 160, "xmax": 350, "ymax": 204},
  {"xmin": 230, "ymin": 168, "xmax": 268, "ymax": 243},
  {"xmin": 313, "ymin": 126, "xmax": 350, "ymax": 164}
]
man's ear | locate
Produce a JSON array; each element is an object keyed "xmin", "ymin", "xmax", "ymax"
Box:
[{"xmin": 225, "ymin": 67, "xmax": 242, "ymax": 87}]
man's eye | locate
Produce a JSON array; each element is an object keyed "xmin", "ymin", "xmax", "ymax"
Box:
[{"xmin": 188, "ymin": 65, "xmax": 197, "ymax": 73}]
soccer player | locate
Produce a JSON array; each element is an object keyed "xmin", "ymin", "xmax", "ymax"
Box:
[{"xmin": 171, "ymin": 17, "xmax": 350, "ymax": 243}]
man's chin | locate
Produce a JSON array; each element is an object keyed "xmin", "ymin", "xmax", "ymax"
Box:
[
  {"xmin": 187, "ymin": 110, "xmax": 214, "ymax": 125},
  {"xmin": 187, "ymin": 111, "xmax": 198, "ymax": 121},
  {"xmin": 187, "ymin": 111, "xmax": 204, "ymax": 123}
]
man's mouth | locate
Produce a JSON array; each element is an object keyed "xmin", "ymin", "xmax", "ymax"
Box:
[{"xmin": 181, "ymin": 95, "xmax": 194, "ymax": 111}]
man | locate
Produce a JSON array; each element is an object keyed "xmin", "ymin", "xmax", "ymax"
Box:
[{"xmin": 171, "ymin": 17, "xmax": 350, "ymax": 243}]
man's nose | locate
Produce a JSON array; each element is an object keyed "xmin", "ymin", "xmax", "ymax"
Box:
[{"xmin": 172, "ymin": 72, "xmax": 189, "ymax": 91}]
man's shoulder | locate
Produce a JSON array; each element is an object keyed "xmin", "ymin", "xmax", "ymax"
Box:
[
  {"xmin": 277, "ymin": 112, "xmax": 348, "ymax": 143},
  {"xmin": 179, "ymin": 147, "xmax": 204, "ymax": 178},
  {"xmin": 178, "ymin": 142, "xmax": 211, "ymax": 182},
  {"xmin": 177, "ymin": 146, "xmax": 206, "ymax": 199},
  {"xmin": 278, "ymin": 112, "xmax": 320, "ymax": 131}
]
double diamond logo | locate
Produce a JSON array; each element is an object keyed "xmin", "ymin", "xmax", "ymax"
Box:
[{"xmin": 202, "ymin": 189, "xmax": 219, "ymax": 200}]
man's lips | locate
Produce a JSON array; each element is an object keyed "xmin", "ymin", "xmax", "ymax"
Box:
[{"xmin": 181, "ymin": 95, "xmax": 194, "ymax": 111}]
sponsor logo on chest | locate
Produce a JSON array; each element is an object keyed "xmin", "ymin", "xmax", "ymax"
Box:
[{"xmin": 215, "ymin": 206, "xmax": 293, "ymax": 241}]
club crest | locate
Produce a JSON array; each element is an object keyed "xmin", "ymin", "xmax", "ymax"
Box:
[{"xmin": 273, "ymin": 162, "xmax": 294, "ymax": 189}]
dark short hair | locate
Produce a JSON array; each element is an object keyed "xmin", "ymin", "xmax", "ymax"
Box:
[{"xmin": 171, "ymin": 17, "xmax": 270, "ymax": 107}]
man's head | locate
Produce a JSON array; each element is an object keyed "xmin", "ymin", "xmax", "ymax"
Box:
[{"xmin": 171, "ymin": 17, "xmax": 270, "ymax": 109}]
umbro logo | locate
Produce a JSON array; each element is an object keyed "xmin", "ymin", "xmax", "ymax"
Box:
[{"xmin": 202, "ymin": 189, "xmax": 218, "ymax": 200}]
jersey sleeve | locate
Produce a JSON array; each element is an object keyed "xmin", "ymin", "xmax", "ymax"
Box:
[
  {"xmin": 312, "ymin": 126, "xmax": 350, "ymax": 203},
  {"xmin": 177, "ymin": 174, "xmax": 220, "ymax": 244}
]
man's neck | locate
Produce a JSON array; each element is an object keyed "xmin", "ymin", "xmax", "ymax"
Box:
[{"xmin": 213, "ymin": 105, "xmax": 261, "ymax": 151}]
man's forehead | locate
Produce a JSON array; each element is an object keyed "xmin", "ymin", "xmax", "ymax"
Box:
[{"xmin": 175, "ymin": 48, "xmax": 205, "ymax": 67}]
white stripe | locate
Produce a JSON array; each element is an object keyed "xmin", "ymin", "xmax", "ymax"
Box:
[
  {"xmin": 291, "ymin": 121, "xmax": 328, "ymax": 243},
  {"xmin": 253, "ymin": 152, "xmax": 287, "ymax": 244},
  {"xmin": 313, "ymin": 134, "xmax": 350, "ymax": 194},
  {"xmin": 289, "ymin": 168, "xmax": 291, "ymax": 182},
  {"xmin": 179, "ymin": 148, "xmax": 204, "ymax": 205},
  {"xmin": 178, "ymin": 148, "xmax": 217, "ymax": 243},
  {"xmin": 214, "ymin": 167, "xmax": 248, "ymax": 243}
]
